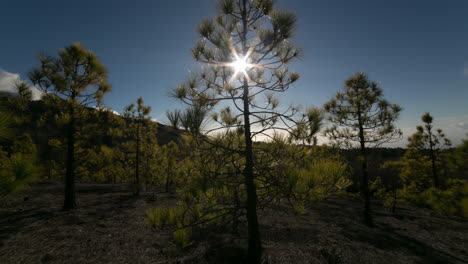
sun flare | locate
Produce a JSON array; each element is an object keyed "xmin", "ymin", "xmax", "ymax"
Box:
[
  {"xmin": 232, "ymin": 57, "xmax": 250, "ymax": 72},
  {"xmin": 227, "ymin": 51, "xmax": 255, "ymax": 82}
]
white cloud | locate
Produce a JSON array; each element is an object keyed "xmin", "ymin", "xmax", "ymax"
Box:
[
  {"xmin": 393, "ymin": 115, "xmax": 468, "ymax": 148},
  {"xmin": 0, "ymin": 69, "xmax": 19, "ymax": 94},
  {"xmin": 93, "ymin": 106, "xmax": 120, "ymax": 116},
  {"xmin": 0, "ymin": 68, "xmax": 42, "ymax": 100},
  {"xmin": 450, "ymin": 121, "xmax": 468, "ymax": 130}
]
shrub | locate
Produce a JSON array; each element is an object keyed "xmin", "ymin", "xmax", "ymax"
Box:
[
  {"xmin": 0, "ymin": 152, "xmax": 38, "ymax": 196},
  {"xmin": 173, "ymin": 227, "xmax": 192, "ymax": 250},
  {"xmin": 416, "ymin": 179, "xmax": 467, "ymax": 216},
  {"xmin": 145, "ymin": 207, "xmax": 177, "ymax": 229}
]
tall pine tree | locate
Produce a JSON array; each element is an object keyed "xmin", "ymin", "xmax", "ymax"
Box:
[
  {"xmin": 407, "ymin": 112, "xmax": 451, "ymax": 188},
  {"xmin": 123, "ymin": 97, "xmax": 153, "ymax": 196},
  {"xmin": 324, "ymin": 72, "xmax": 401, "ymax": 226},
  {"xmin": 172, "ymin": 0, "xmax": 303, "ymax": 262},
  {"xmin": 29, "ymin": 43, "xmax": 111, "ymax": 210}
]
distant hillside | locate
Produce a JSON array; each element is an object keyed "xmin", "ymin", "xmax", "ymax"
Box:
[
  {"xmin": 155, "ymin": 122, "xmax": 184, "ymax": 145},
  {"xmin": 0, "ymin": 95, "xmax": 184, "ymax": 150}
]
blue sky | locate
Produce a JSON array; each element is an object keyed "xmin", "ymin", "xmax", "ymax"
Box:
[{"xmin": 1, "ymin": 0, "xmax": 467, "ymax": 146}]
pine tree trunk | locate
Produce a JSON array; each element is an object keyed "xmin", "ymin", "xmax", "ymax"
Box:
[
  {"xmin": 358, "ymin": 116, "xmax": 373, "ymax": 226},
  {"xmin": 360, "ymin": 148, "xmax": 372, "ymax": 226},
  {"xmin": 135, "ymin": 122, "xmax": 140, "ymax": 196},
  {"xmin": 391, "ymin": 177, "xmax": 397, "ymax": 213},
  {"xmin": 428, "ymin": 131, "xmax": 439, "ymax": 188},
  {"xmin": 238, "ymin": 1, "xmax": 261, "ymax": 261},
  {"xmin": 63, "ymin": 107, "xmax": 76, "ymax": 211},
  {"xmin": 243, "ymin": 78, "xmax": 262, "ymax": 263}
]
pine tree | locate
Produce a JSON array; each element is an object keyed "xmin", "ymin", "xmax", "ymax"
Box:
[
  {"xmin": 172, "ymin": 0, "xmax": 302, "ymax": 261},
  {"xmin": 29, "ymin": 43, "xmax": 111, "ymax": 210},
  {"xmin": 305, "ymin": 107, "xmax": 325, "ymax": 146},
  {"xmin": 407, "ymin": 112, "xmax": 451, "ymax": 188},
  {"xmin": 160, "ymin": 141, "xmax": 179, "ymax": 192},
  {"xmin": 166, "ymin": 109, "xmax": 181, "ymax": 129},
  {"xmin": 123, "ymin": 97, "xmax": 153, "ymax": 195},
  {"xmin": 324, "ymin": 72, "xmax": 401, "ymax": 226}
]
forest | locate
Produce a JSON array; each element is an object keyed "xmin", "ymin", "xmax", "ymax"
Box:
[{"xmin": 1, "ymin": 0, "xmax": 467, "ymax": 263}]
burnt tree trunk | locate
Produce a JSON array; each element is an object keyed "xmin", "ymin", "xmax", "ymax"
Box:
[
  {"xmin": 242, "ymin": 77, "xmax": 262, "ymax": 263},
  {"xmin": 135, "ymin": 121, "xmax": 140, "ymax": 196},
  {"xmin": 240, "ymin": 1, "xmax": 261, "ymax": 262},
  {"xmin": 358, "ymin": 112, "xmax": 373, "ymax": 226},
  {"xmin": 63, "ymin": 99, "xmax": 76, "ymax": 211},
  {"xmin": 428, "ymin": 130, "xmax": 439, "ymax": 188}
]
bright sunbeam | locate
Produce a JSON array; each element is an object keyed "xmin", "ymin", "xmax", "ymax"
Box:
[
  {"xmin": 232, "ymin": 56, "xmax": 249, "ymax": 72},
  {"xmin": 216, "ymin": 43, "xmax": 260, "ymax": 83},
  {"xmin": 227, "ymin": 51, "xmax": 255, "ymax": 83}
]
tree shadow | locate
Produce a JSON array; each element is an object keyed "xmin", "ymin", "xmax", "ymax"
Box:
[
  {"xmin": 340, "ymin": 221, "xmax": 468, "ymax": 264},
  {"xmin": 0, "ymin": 207, "xmax": 54, "ymax": 245}
]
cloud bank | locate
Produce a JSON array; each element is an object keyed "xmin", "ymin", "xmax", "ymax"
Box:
[
  {"xmin": 450, "ymin": 121, "xmax": 468, "ymax": 130},
  {"xmin": 0, "ymin": 69, "xmax": 42, "ymax": 100},
  {"xmin": 396, "ymin": 115, "xmax": 468, "ymax": 148}
]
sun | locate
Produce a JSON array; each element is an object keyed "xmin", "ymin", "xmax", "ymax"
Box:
[
  {"xmin": 227, "ymin": 53, "xmax": 254, "ymax": 82},
  {"xmin": 217, "ymin": 43, "xmax": 260, "ymax": 83},
  {"xmin": 232, "ymin": 56, "xmax": 249, "ymax": 72}
]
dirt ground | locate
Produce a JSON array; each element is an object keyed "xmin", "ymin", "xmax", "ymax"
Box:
[{"xmin": 0, "ymin": 183, "xmax": 467, "ymax": 264}]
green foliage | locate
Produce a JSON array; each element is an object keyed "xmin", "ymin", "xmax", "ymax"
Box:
[
  {"xmin": 44, "ymin": 139, "xmax": 65, "ymax": 181},
  {"xmin": 159, "ymin": 141, "xmax": 180, "ymax": 192},
  {"xmin": 29, "ymin": 43, "xmax": 111, "ymax": 209},
  {"xmin": 383, "ymin": 143, "xmax": 467, "ymax": 216},
  {"xmin": 0, "ymin": 111, "xmax": 14, "ymax": 142},
  {"xmin": 166, "ymin": 109, "xmax": 181, "ymax": 128},
  {"xmin": 179, "ymin": 104, "xmax": 209, "ymax": 134},
  {"xmin": 378, "ymin": 133, "xmax": 466, "ymax": 216},
  {"xmin": 145, "ymin": 207, "xmax": 178, "ymax": 229},
  {"xmin": 324, "ymin": 72, "xmax": 402, "ymax": 149},
  {"xmin": 122, "ymin": 97, "xmax": 158, "ymax": 194},
  {"xmin": 305, "ymin": 107, "xmax": 325, "ymax": 146},
  {"xmin": 323, "ymin": 72, "xmax": 402, "ymax": 226},
  {"xmin": 173, "ymin": 228, "xmax": 193, "ymax": 250},
  {"xmin": 407, "ymin": 113, "xmax": 451, "ymax": 151},
  {"xmin": 371, "ymin": 176, "xmax": 399, "ymax": 212},
  {"xmin": 0, "ymin": 153, "xmax": 37, "ymax": 195},
  {"xmin": 406, "ymin": 113, "xmax": 451, "ymax": 188},
  {"xmin": 163, "ymin": 135, "xmax": 351, "ymax": 233},
  {"xmin": 273, "ymin": 147, "xmax": 352, "ymax": 214},
  {"xmin": 447, "ymin": 138, "xmax": 468, "ymax": 180},
  {"xmin": 30, "ymin": 42, "xmax": 111, "ymax": 100},
  {"xmin": 378, "ymin": 150, "xmax": 434, "ymax": 212},
  {"xmin": 414, "ymin": 180, "xmax": 468, "ymax": 216},
  {"xmin": 84, "ymin": 146, "xmax": 127, "ymax": 183},
  {"xmin": 0, "ymin": 133, "xmax": 39, "ymax": 196},
  {"xmin": 12, "ymin": 134, "xmax": 37, "ymax": 154}
]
